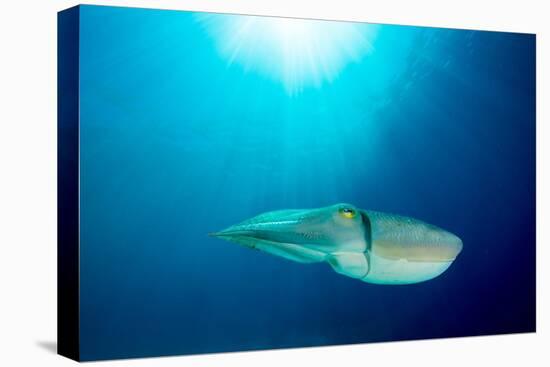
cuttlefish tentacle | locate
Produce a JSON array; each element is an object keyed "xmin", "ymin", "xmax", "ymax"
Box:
[{"xmin": 210, "ymin": 203, "xmax": 463, "ymax": 285}]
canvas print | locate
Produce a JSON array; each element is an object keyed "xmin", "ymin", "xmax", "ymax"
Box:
[{"xmin": 57, "ymin": 5, "xmax": 536, "ymax": 361}]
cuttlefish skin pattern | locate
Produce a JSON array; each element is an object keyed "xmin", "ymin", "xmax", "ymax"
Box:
[{"xmin": 210, "ymin": 203, "xmax": 463, "ymax": 285}]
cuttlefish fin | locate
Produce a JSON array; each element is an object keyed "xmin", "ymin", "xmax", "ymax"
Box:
[{"xmin": 327, "ymin": 252, "xmax": 370, "ymax": 279}]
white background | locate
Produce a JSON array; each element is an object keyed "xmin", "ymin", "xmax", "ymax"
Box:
[{"xmin": 0, "ymin": 0, "xmax": 548, "ymax": 365}]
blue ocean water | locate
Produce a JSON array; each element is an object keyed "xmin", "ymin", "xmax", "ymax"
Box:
[{"xmin": 77, "ymin": 5, "xmax": 536, "ymax": 361}]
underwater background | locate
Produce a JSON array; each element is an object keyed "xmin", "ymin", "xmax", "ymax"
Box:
[{"xmin": 77, "ymin": 5, "xmax": 536, "ymax": 361}]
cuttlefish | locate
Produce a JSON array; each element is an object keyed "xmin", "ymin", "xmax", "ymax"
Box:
[{"xmin": 210, "ymin": 203, "xmax": 462, "ymax": 285}]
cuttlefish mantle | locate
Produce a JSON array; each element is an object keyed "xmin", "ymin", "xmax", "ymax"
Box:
[{"xmin": 210, "ymin": 203, "xmax": 463, "ymax": 285}]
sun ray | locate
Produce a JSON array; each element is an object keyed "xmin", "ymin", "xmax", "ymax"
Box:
[{"xmin": 195, "ymin": 14, "xmax": 379, "ymax": 95}]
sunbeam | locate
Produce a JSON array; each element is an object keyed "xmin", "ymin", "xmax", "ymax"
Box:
[{"xmin": 196, "ymin": 14, "xmax": 379, "ymax": 95}]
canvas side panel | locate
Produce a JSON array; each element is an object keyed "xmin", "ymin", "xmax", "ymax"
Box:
[{"xmin": 57, "ymin": 5, "xmax": 80, "ymax": 362}]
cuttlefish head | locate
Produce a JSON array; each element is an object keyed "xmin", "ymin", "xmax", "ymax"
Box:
[{"xmin": 210, "ymin": 203, "xmax": 369, "ymax": 254}]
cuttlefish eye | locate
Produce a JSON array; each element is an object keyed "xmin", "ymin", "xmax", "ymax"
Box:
[{"xmin": 338, "ymin": 207, "xmax": 357, "ymax": 219}]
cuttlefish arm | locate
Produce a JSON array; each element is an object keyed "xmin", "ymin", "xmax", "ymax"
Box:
[{"xmin": 210, "ymin": 203, "xmax": 463, "ymax": 285}]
